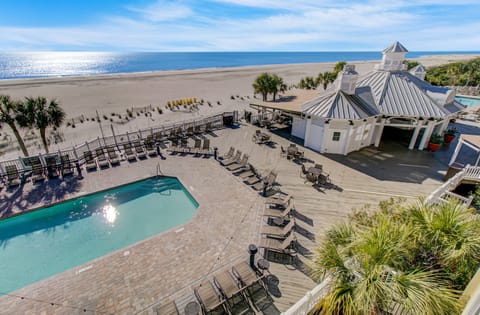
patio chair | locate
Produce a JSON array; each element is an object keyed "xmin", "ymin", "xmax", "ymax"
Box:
[
  {"xmin": 205, "ymin": 122, "xmax": 212, "ymax": 132},
  {"xmin": 236, "ymin": 164, "xmax": 256, "ymax": 179},
  {"xmin": 261, "ymin": 218, "xmax": 296, "ymax": 239},
  {"xmin": 176, "ymin": 138, "xmax": 190, "ymax": 154},
  {"xmin": 252, "ymin": 171, "xmax": 277, "ymax": 191},
  {"xmin": 280, "ymin": 146, "xmax": 287, "ymax": 157},
  {"xmin": 123, "ymin": 143, "xmax": 137, "ymax": 161},
  {"xmin": 186, "ymin": 125, "xmax": 194, "ymax": 136},
  {"xmin": 167, "ymin": 138, "xmax": 179, "ymax": 154},
  {"xmin": 221, "ymin": 150, "xmax": 241, "ymax": 166},
  {"xmin": 61, "ymin": 155, "xmax": 74, "ymax": 177},
  {"xmin": 153, "ymin": 299, "xmax": 179, "ymax": 315},
  {"xmin": 84, "ymin": 151, "xmax": 97, "ymax": 171},
  {"xmin": 226, "ymin": 154, "xmax": 249, "ymax": 172},
  {"xmin": 5, "ymin": 165, "xmax": 21, "ymax": 187},
  {"xmin": 232, "ymin": 262, "xmax": 269, "ymax": 306},
  {"xmin": 45, "ymin": 155, "xmax": 60, "ymax": 178},
  {"xmin": 265, "ymin": 194, "xmax": 293, "ymax": 208},
  {"xmin": 144, "ymin": 138, "xmax": 157, "ymax": 157},
  {"xmin": 214, "ymin": 270, "xmax": 250, "ymax": 312},
  {"xmin": 258, "ymin": 232, "xmax": 297, "ymax": 256},
  {"xmin": 199, "ymin": 138, "xmax": 211, "ymax": 156},
  {"xmin": 194, "ymin": 281, "xmax": 228, "ymax": 314},
  {"xmin": 263, "ymin": 203, "xmax": 295, "ymax": 218},
  {"xmin": 106, "ymin": 146, "xmax": 120, "ymax": 165},
  {"xmin": 194, "ymin": 124, "xmax": 202, "ymax": 134},
  {"xmin": 95, "ymin": 148, "xmax": 110, "ymax": 168},
  {"xmin": 133, "ymin": 140, "xmax": 147, "ymax": 159},
  {"xmin": 31, "ymin": 162, "xmax": 45, "ymax": 183},
  {"xmin": 191, "ymin": 138, "xmax": 202, "ymax": 156},
  {"xmin": 221, "ymin": 147, "xmax": 234, "ymax": 160},
  {"xmin": 300, "ymin": 164, "xmax": 308, "ymax": 178}
]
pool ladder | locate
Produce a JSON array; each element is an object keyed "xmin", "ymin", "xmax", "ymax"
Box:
[{"xmin": 156, "ymin": 163, "xmax": 163, "ymax": 176}]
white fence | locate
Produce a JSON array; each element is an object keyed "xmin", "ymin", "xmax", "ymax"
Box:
[{"xmin": 280, "ymin": 278, "xmax": 330, "ymax": 315}]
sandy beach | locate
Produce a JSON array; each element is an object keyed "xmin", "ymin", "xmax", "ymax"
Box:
[{"xmin": 0, "ymin": 54, "xmax": 478, "ymax": 159}]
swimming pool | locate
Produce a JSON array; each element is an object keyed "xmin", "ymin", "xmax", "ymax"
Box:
[
  {"xmin": 456, "ymin": 96, "xmax": 480, "ymax": 107},
  {"xmin": 0, "ymin": 176, "xmax": 198, "ymax": 293}
]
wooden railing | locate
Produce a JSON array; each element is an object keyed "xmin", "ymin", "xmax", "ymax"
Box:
[
  {"xmin": 0, "ymin": 112, "xmax": 237, "ymax": 177},
  {"xmin": 425, "ymin": 165, "xmax": 480, "ymax": 206}
]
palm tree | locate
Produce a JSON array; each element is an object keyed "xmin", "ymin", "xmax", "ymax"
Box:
[
  {"xmin": 252, "ymin": 73, "xmax": 272, "ymax": 101},
  {"xmin": 333, "ymin": 61, "xmax": 347, "ymax": 75},
  {"xmin": 0, "ymin": 95, "xmax": 29, "ymax": 156},
  {"xmin": 17, "ymin": 96, "xmax": 66, "ymax": 154},
  {"xmin": 317, "ymin": 72, "xmax": 336, "ymax": 90},
  {"xmin": 271, "ymin": 74, "xmax": 287, "ymax": 101},
  {"xmin": 311, "ymin": 201, "xmax": 469, "ymax": 315}
]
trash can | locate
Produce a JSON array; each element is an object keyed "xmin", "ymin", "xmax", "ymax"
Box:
[{"xmin": 248, "ymin": 244, "xmax": 258, "ymax": 270}]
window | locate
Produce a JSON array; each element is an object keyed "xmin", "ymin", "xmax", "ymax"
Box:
[{"xmin": 332, "ymin": 132, "xmax": 341, "ymax": 141}]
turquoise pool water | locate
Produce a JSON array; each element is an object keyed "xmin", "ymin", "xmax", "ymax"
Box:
[
  {"xmin": 456, "ymin": 96, "xmax": 480, "ymax": 107},
  {"xmin": 0, "ymin": 177, "xmax": 198, "ymax": 293}
]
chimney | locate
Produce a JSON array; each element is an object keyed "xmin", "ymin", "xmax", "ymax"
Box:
[
  {"xmin": 336, "ymin": 65, "xmax": 358, "ymax": 95},
  {"xmin": 409, "ymin": 64, "xmax": 427, "ymax": 80}
]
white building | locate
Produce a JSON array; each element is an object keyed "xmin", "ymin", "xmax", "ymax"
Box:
[{"xmin": 291, "ymin": 41, "xmax": 465, "ymax": 155}]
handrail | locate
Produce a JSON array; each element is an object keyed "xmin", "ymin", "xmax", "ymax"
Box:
[
  {"xmin": 281, "ymin": 278, "xmax": 330, "ymax": 315},
  {"xmin": 426, "ymin": 165, "xmax": 480, "ymax": 206}
]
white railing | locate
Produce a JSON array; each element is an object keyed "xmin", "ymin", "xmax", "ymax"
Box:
[
  {"xmin": 281, "ymin": 278, "xmax": 330, "ymax": 315},
  {"xmin": 426, "ymin": 165, "xmax": 480, "ymax": 205}
]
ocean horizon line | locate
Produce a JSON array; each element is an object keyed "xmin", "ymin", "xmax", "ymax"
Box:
[{"xmin": 1, "ymin": 51, "xmax": 479, "ymax": 81}]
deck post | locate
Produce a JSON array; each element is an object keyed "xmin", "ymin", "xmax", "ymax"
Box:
[
  {"xmin": 304, "ymin": 117, "xmax": 312, "ymax": 147},
  {"xmin": 449, "ymin": 138, "xmax": 464, "ymax": 165},
  {"xmin": 418, "ymin": 120, "xmax": 435, "ymax": 150},
  {"xmin": 374, "ymin": 118, "xmax": 386, "ymax": 147}
]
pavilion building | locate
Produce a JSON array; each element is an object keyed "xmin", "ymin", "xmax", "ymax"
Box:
[{"xmin": 291, "ymin": 41, "xmax": 464, "ymax": 155}]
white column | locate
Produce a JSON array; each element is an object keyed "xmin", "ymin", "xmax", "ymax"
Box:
[
  {"xmin": 449, "ymin": 138, "xmax": 463, "ymax": 165},
  {"xmin": 418, "ymin": 121, "xmax": 435, "ymax": 150},
  {"xmin": 438, "ymin": 118, "xmax": 450, "ymax": 135},
  {"xmin": 408, "ymin": 120, "xmax": 423, "ymax": 150},
  {"xmin": 374, "ymin": 118, "xmax": 386, "ymax": 147},
  {"xmin": 304, "ymin": 117, "xmax": 312, "ymax": 147},
  {"xmin": 342, "ymin": 124, "xmax": 353, "ymax": 155},
  {"xmin": 320, "ymin": 121, "xmax": 330, "ymax": 153}
]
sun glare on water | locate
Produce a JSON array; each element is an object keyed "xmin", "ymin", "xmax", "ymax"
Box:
[{"xmin": 102, "ymin": 204, "xmax": 118, "ymax": 224}]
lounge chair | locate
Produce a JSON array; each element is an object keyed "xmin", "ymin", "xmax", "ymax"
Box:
[
  {"xmin": 198, "ymin": 138, "xmax": 211, "ymax": 156},
  {"xmin": 214, "ymin": 270, "xmax": 244, "ymax": 300},
  {"xmin": 186, "ymin": 125, "xmax": 194, "ymax": 136},
  {"xmin": 5, "ymin": 165, "xmax": 21, "ymax": 187},
  {"xmin": 145, "ymin": 138, "xmax": 157, "ymax": 157},
  {"xmin": 106, "ymin": 146, "xmax": 120, "ymax": 165},
  {"xmin": 265, "ymin": 194, "xmax": 293, "ymax": 208},
  {"xmin": 153, "ymin": 299, "xmax": 179, "ymax": 315},
  {"xmin": 205, "ymin": 122, "xmax": 212, "ymax": 132},
  {"xmin": 236, "ymin": 164, "xmax": 256, "ymax": 178},
  {"xmin": 221, "ymin": 150, "xmax": 241, "ymax": 166},
  {"xmin": 133, "ymin": 140, "xmax": 147, "ymax": 159},
  {"xmin": 244, "ymin": 172, "xmax": 262, "ymax": 185},
  {"xmin": 45, "ymin": 155, "xmax": 60, "ymax": 179},
  {"xmin": 258, "ymin": 232, "xmax": 297, "ymax": 256},
  {"xmin": 261, "ymin": 218, "xmax": 296, "ymax": 238},
  {"xmin": 263, "ymin": 203, "xmax": 295, "ymax": 218},
  {"xmin": 31, "ymin": 162, "xmax": 45, "ymax": 183},
  {"xmin": 194, "ymin": 281, "xmax": 228, "ymax": 314},
  {"xmin": 61, "ymin": 155, "xmax": 74, "ymax": 177},
  {"xmin": 123, "ymin": 143, "xmax": 137, "ymax": 161},
  {"xmin": 221, "ymin": 147, "xmax": 234, "ymax": 160},
  {"xmin": 194, "ymin": 124, "xmax": 202, "ymax": 134},
  {"xmin": 95, "ymin": 148, "xmax": 110, "ymax": 168},
  {"xmin": 252, "ymin": 171, "xmax": 277, "ymax": 191},
  {"xmin": 231, "ymin": 262, "xmax": 269, "ymax": 304},
  {"xmin": 84, "ymin": 151, "xmax": 97, "ymax": 171},
  {"xmin": 176, "ymin": 138, "xmax": 190, "ymax": 154},
  {"xmin": 226, "ymin": 154, "xmax": 249, "ymax": 172},
  {"xmin": 191, "ymin": 138, "xmax": 202, "ymax": 156}
]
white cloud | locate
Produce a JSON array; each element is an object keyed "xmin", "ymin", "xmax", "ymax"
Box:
[{"xmin": 127, "ymin": 0, "xmax": 193, "ymax": 22}]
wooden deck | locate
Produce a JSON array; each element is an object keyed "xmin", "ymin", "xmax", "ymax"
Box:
[{"xmin": 0, "ymin": 123, "xmax": 446, "ymax": 314}]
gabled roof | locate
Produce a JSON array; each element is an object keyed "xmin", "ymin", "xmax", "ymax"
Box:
[
  {"xmin": 383, "ymin": 41, "xmax": 408, "ymax": 53},
  {"xmin": 356, "ymin": 70, "xmax": 453, "ymax": 118},
  {"xmin": 302, "ymin": 89, "xmax": 379, "ymax": 120}
]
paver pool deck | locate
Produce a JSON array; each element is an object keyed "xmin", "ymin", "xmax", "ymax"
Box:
[{"xmin": 0, "ymin": 123, "xmax": 449, "ymax": 314}]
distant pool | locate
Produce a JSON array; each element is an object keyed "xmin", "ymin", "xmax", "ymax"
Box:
[
  {"xmin": 0, "ymin": 177, "xmax": 198, "ymax": 293},
  {"xmin": 456, "ymin": 96, "xmax": 480, "ymax": 107}
]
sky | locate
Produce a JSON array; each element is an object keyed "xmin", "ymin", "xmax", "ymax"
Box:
[{"xmin": 0, "ymin": 0, "xmax": 479, "ymax": 51}]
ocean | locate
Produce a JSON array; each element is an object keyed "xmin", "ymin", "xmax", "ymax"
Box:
[{"xmin": 0, "ymin": 51, "xmax": 478, "ymax": 80}]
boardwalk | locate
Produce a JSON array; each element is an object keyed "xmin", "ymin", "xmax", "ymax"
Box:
[{"xmin": 0, "ymin": 123, "xmax": 447, "ymax": 314}]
